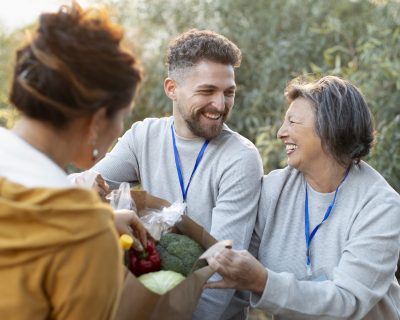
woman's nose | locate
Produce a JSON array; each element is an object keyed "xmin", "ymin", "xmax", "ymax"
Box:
[{"xmin": 277, "ymin": 122, "xmax": 287, "ymax": 139}]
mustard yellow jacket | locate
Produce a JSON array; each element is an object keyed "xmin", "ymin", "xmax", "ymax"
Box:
[{"xmin": 0, "ymin": 178, "xmax": 123, "ymax": 319}]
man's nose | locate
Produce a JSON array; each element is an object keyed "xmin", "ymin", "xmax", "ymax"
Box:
[{"xmin": 212, "ymin": 93, "xmax": 225, "ymax": 111}]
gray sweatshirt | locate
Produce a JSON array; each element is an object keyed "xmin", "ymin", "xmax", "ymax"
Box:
[
  {"xmin": 251, "ymin": 163, "xmax": 400, "ymax": 319},
  {"xmin": 93, "ymin": 116, "xmax": 263, "ymax": 319}
]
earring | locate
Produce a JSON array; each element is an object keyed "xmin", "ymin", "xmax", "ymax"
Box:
[
  {"xmin": 92, "ymin": 147, "xmax": 99, "ymax": 162},
  {"xmin": 91, "ymin": 140, "xmax": 99, "ymax": 162}
]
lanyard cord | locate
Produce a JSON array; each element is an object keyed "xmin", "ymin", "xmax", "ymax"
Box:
[
  {"xmin": 304, "ymin": 167, "xmax": 350, "ymax": 275},
  {"xmin": 171, "ymin": 124, "xmax": 209, "ymax": 202}
]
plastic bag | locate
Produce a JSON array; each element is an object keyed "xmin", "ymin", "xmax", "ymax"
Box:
[
  {"xmin": 106, "ymin": 182, "xmax": 137, "ymax": 212},
  {"xmin": 69, "ymin": 170, "xmax": 99, "ymax": 188},
  {"xmin": 106, "ymin": 183, "xmax": 144, "ymax": 252},
  {"xmin": 140, "ymin": 201, "xmax": 186, "ymax": 241}
]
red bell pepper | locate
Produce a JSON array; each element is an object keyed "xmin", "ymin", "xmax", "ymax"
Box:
[{"xmin": 128, "ymin": 239, "xmax": 161, "ymax": 276}]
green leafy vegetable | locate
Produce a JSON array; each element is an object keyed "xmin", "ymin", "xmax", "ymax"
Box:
[
  {"xmin": 138, "ymin": 270, "xmax": 185, "ymax": 294},
  {"xmin": 156, "ymin": 233, "xmax": 206, "ymax": 276}
]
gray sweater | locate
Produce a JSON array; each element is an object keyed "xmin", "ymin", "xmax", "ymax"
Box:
[
  {"xmin": 93, "ymin": 116, "xmax": 263, "ymax": 319},
  {"xmin": 251, "ymin": 163, "xmax": 400, "ymax": 319}
]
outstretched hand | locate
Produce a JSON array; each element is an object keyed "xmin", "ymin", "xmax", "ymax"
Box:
[
  {"xmin": 205, "ymin": 248, "xmax": 267, "ymax": 295},
  {"xmin": 114, "ymin": 209, "xmax": 147, "ymax": 247}
]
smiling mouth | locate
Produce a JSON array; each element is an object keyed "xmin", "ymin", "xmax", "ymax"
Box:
[
  {"xmin": 286, "ymin": 144, "xmax": 297, "ymax": 154},
  {"xmin": 202, "ymin": 111, "xmax": 222, "ymax": 121}
]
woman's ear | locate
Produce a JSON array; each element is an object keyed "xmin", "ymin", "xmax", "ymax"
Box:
[
  {"xmin": 88, "ymin": 107, "xmax": 107, "ymax": 141},
  {"xmin": 164, "ymin": 78, "xmax": 177, "ymax": 101}
]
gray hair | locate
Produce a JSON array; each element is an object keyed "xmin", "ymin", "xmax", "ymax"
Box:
[{"xmin": 285, "ymin": 75, "xmax": 375, "ymax": 166}]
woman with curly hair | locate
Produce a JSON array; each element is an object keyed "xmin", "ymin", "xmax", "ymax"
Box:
[{"xmin": 0, "ymin": 3, "xmax": 143, "ymax": 319}]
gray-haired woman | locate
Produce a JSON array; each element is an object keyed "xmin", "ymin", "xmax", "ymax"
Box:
[{"xmin": 206, "ymin": 76, "xmax": 400, "ymax": 319}]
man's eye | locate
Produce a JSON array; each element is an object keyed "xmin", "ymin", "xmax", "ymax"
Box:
[{"xmin": 225, "ymin": 91, "xmax": 235, "ymax": 97}]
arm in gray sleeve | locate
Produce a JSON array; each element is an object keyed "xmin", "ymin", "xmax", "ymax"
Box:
[
  {"xmin": 194, "ymin": 147, "xmax": 263, "ymax": 320},
  {"xmin": 93, "ymin": 125, "xmax": 141, "ymax": 189},
  {"xmin": 251, "ymin": 188, "xmax": 400, "ymax": 319}
]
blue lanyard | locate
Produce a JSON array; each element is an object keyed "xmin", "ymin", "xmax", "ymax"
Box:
[
  {"xmin": 304, "ymin": 168, "xmax": 350, "ymax": 275},
  {"xmin": 171, "ymin": 124, "xmax": 209, "ymax": 202}
]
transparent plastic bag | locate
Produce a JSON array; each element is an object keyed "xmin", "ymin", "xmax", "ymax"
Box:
[
  {"xmin": 106, "ymin": 183, "xmax": 143, "ymax": 251},
  {"xmin": 106, "ymin": 182, "xmax": 137, "ymax": 212},
  {"xmin": 140, "ymin": 201, "xmax": 186, "ymax": 241},
  {"xmin": 69, "ymin": 170, "xmax": 99, "ymax": 188}
]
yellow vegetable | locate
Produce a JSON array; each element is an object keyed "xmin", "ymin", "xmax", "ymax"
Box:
[{"xmin": 119, "ymin": 234, "xmax": 133, "ymax": 250}]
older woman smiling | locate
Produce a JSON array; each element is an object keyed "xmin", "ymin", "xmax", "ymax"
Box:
[{"xmin": 206, "ymin": 76, "xmax": 400, "ymax": 319}]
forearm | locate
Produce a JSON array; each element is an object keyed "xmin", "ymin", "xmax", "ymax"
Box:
[
  {"xmin": 251, "ymin": 269, "xmax": 358, "ymax": 320},
  {"xmin": 93, "ymin": 128, "xmax": 140, "ymax": 188}
]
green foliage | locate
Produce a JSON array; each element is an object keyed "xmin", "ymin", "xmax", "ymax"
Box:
[
  {"xmin": 0, "ymin": 0, "xmax": 398, "ymax": 192},
  {"xmin": 0, "ymin": 26, "xmax": 32, "ymax": 128},
  {"xmin": 110, "ymin": 0, "xmax": 400, "ymax": 192}
]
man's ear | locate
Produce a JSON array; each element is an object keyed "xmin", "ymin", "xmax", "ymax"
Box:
[{"xmin": 164, "ymin": 78, "xmax": 177, "ymax": 101}]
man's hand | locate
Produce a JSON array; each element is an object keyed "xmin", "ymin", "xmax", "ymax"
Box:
[
  {"xmin": 114, "ymin": 209, "xmax": 147, "ymax": 247},
  {"xmin": 205, "ymin": 248, "xmax": 267, "ymax": 295},
  {"xmin": 94, "ymin": 174, "xmax": 110, "ymax": 200},
  {"xmin": 71, "ymin": 171, "xmax": 110, "ymax": 200}
]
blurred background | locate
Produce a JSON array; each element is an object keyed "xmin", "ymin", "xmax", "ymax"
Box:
[
  {"xmin": 0, "ymin": 1, "xmax": 399, "ymax": 318},
  {"xmin": 0, "ymin": 0, "xmax": 398, "ymax": 192}
]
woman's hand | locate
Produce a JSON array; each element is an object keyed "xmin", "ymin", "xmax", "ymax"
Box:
[
  {"xmin": 113, "ymin": 209, "xmax": 147, "ymax": 247},
  {"xmin": 205, "ymin": 249, "xmax": 268, "ymax": 295}
]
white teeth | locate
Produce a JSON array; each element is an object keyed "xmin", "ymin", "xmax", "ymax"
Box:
[
  {"xmin": 286, "ymin": 144, "xmax": 297, "ymax": 151},
  {"xmin": 204, "ymin": 112, "xmax": 221, "ymax": 120}
]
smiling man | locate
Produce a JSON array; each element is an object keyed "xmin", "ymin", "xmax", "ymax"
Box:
[{"xmin": 91, "ymin": 29, "xmax": 263, "ymax": 319}]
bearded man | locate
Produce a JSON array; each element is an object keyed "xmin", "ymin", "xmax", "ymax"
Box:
[{"xmin": 92, "ymin": 29, "xmax": 263, "ymax": 319}]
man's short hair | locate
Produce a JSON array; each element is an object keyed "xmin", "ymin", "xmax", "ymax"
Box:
[{"xmin": 167, "ymin": 29, "xmax": 241, "ymax": 79}]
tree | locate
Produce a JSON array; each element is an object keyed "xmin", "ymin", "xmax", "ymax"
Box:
[
  {"xmin": 104, "ymin": 0, "xmax": 400, "ymax": 192},
  {"xmin": 0, "ymin": 0, "xmax": 398, "ymax": 191}
]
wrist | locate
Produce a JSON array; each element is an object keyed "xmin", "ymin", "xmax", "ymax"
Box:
[{"xmin": 253, "ymin": 268, "xmax": 267, "ymax": 295}]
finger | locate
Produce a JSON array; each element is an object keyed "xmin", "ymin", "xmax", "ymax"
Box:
[
  {"xmin": 207, "ymin": 256, "xmax": 233, "ymax": 278},
  {"xmin": 136, "ymin": 223, "xmax": 147, "ymax": 246},
  {"xmin": 220, "ymin": 248, "xmax": 237, "ymax": 262},
  {"xmin": 103, "ymin": 180, "xmax": 110, "ymax": 193},
  {"xmin": 203, "ymin": 280, "xmax": 230, "ymax": 289},
  {"xmin": 129, "ymin": 216, "xmax": 147, "ymax": 245},
  {"xmin": 206, "ymin": 256, "xmax": 221, "ymax": 271},
  {"xmin": 97, "ymin": 187, "xmax": 107, "ymax": 200},
  {"xmin": 96, "ymin": 175, "xmax": 110, "ymax": 192},
  {"xmin": 113, "ymin": 213, "xmax": 132, "ymax": 236},
  {"xmin": 98, "ymin": 183, "xmax": 109, "ymax": 195},
  {"xmin": 213, "ymin": 251, "xmax": 235, "ymax": 266}
]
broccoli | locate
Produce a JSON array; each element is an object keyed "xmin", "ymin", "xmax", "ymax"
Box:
[{"xmin": 156, "ymin": 233, "xmax": 207, "ymax": 276}]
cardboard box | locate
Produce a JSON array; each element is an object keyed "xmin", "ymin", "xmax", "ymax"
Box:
[{"xmin": 116, "ymin": 191, "xmax": 217, "ymax": 320}]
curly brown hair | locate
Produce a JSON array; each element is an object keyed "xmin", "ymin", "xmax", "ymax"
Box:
[
  {"xmin": 9, "ymin": 2, "xmax": 142, "ymax": 128},
  {"xmin": 167, "ymin": 29, "xmax": 241, "ymax": 80},
  {"xmin": 285, "ymin": 75, "xmax": 376, "ymax": 166}
]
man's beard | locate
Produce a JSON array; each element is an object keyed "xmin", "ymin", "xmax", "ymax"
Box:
[{"xmin": 184, "ymin": 106, "xmax": 230, "ymax": 140}]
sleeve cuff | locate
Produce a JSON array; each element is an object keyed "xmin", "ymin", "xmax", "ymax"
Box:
[{"xmin": 250, "ymin": 268, "xmax": 290, "ymax": 314}]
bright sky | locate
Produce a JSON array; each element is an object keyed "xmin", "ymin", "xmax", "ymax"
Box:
[{"xmin": 0, "ymin": 0, "xmax": 94, "ymax": 31}]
